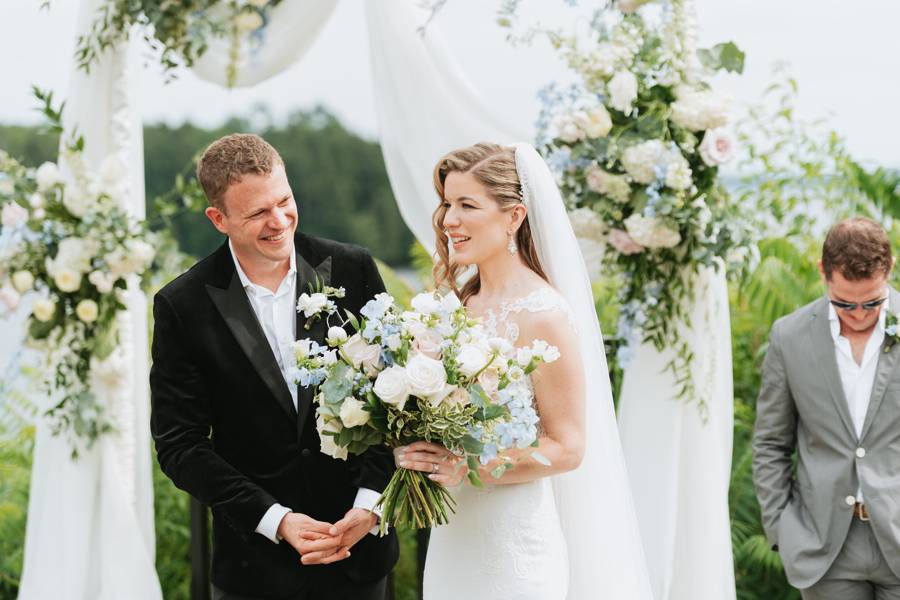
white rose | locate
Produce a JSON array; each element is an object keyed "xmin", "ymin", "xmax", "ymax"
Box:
[
  {"xmin": 373, "ymin": 366, "xmax": 411, "ymax": 410},
  {"xmin": 516, "ymin": 347, "xmax": 534, "ymax": 367},
  {"xmin": 446, "ymin": 387, "xmax": 471, "ymax": 407},
  {"xmin": 35, "ymin": 162, "xmax": 61, "ymax": 192},
  {"xmin": 1, "ymin": 202, "xmax": 28, "ymax": 228},
  {"xmin": 339, "ymin": 397, "xmax": 371, "ymax": 428},
  {"xmin": 411, "ymin": 328, "xmax": 443, "ymax": 360},
  {"xmin": 53, "ymin": 268, "xmax": 82, "ymax": 293},
  {"xmin": 317, "ymin": 414, "xmax": 348, "ymax": 460},
  {"xmin": 405, "ymin": 352, "xmax": 448, "ymax": 400},
  {"xmin": 456, "ymin": 343, "xmax": 491, "ymax": 378},
  {"xmin": 671, "ymin": 88, "xmax": 731, "ymax": 131},
  {"xmin": 88, "ymin": 270, "xmax": 115, "ymax": 294},
  {"xmin": 0, "ymin": 285, "xmax": 20, "ymax": 311},
  {"xmin": 410, "ymin": 292, "xmax": 442, "ymax": 315},
  {"xmin": 11, "ymin": 270, "xmax": 34, "ymax": 293},
  {"xmin": 32, "ymin": 298, "xmax": 56, "ymax": 322},
  {"xmin": 575, "ymin": 106, "xmax": 613, "ymax": 138},
  {"xmin": 234, "ymin": 10, "xmax": 264, "ymax": 31},
  {"xmin": 342, "ymin": 333, "xmax": 382, "ymax": 371},
  {"xmin": 62, "ymin": 186, "xmax": 94, "ymax": 218},
  {"xmin": 326, "ymin": 326, "xmax": 348, "ymax": 346},
  {"xmin": 57, "ymin": 237, "xmax": 100, "ymax": 273},
  {"xmin": 608, "ymin": 70, "xmax": 639, "ymax": 114},
  {"xmin": 76, "ymin": 299, "xmax": 99, "ymax": 323},
  {"xmin": 624, "ymin": 214, "xmax": 682, "ymax": 249},
  {"xmin": 476, "ymin": 369, "xmax": 500, "ymax": 399},
  {"xmin": 699, "ymin": 128, "xmax": 735, "ymax": 166}
]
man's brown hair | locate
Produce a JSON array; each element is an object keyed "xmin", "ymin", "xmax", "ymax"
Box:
[
  {"xmin": 821, "ymin": 217, "xmax": 893, "ymax": 281},
  {"xmin": 196, "ymin": 133, "xmax": 283, "ymax": 211}
]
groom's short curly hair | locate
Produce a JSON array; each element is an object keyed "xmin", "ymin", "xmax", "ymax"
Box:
[
  {"xmin": 821, "ymin": 217, "xmax": 893, "ymax": 281},
  {"xmin": 196, "ymin": 133, "xmax": 283, "ymax": 212}
]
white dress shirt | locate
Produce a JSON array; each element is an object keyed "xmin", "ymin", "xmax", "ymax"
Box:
[
  {"xmin": 828, "ymin": 301, "xmax": 887, "ymax": 504},
  {"xmin": 228, "ymin": 241, "xmax": 380, "ymax": 543}
]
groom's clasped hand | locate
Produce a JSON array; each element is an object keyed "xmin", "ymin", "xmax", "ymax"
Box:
[{"xmin": 276, "ymin": 508, "xmax": 377, "ymax": 566}]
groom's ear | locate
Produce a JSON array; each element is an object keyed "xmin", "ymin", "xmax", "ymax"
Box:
[{"xmin": 205, "ymin": 206, "xmax": 228, "ymax": 235}]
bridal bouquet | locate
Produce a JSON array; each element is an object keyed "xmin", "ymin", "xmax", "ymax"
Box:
[{"xmin": 293, "ymin": 290, "xmax": 558, "ymax": 533}]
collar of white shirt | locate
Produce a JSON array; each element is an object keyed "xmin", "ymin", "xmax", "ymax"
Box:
[
  {"xmin": 827, "ymin": 295, "xmax": 888, "ymax": 343},
  {"xmin": 228, "ymin": 239, "xmax": 297, "ymax": 295}
]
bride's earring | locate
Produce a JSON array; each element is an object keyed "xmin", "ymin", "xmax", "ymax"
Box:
[{"xmin": 507, "ymin": 231, "xmax": 518, "ymax": 255}]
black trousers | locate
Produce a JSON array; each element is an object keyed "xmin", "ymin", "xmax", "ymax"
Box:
[{"xmin": 212, "ymin": 575, "xmax": 388, "ymax": 600}]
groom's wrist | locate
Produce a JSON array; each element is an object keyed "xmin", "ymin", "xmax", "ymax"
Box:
[
  {"xmin": 353, "ymin": 488, "xmax": 383, "ymax": 535},
  {"xmin": 255, "ymin": 503, "xmax": 292, "ymax": 544}
]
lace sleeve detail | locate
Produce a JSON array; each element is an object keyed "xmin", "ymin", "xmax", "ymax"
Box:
[{"xmin": 499, "ymin": 287, "xmax": 578, "ymax": 343}]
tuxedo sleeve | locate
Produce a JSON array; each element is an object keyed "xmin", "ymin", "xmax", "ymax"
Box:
[
  {"xmin": 150, "ymin": 292, "xmax": 278, "ymax": 535},
  {"xmin": 751, "ymin": 321, "xmax": 798, "ymax": 549},
  {"xmin": 348, "ymin": 250, "xmax": 396, "ymax": 494}
]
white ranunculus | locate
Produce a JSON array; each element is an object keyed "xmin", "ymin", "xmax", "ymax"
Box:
[
  {"xmin": 35, "ymin": 162, "xmax": 61, "ymax": 192},
  {"xmin": 76, "ymin": 299, "xmax": 99, "ymax": 323},
  {"xmin": 339, "ymin": 397, "xmax": 370, "ymax": 428},
  {"xmin": 88, "ymin": 270, "xmax": 115, "ymax": 294},
  {"xmin": 621, "ymin": 140, "xmax": 667, "ymax": 184},
  {"xmin": 575, "ymin": 106, "xmax": 613, "ymax": 139},
  {"xmin": 608, "ymin": 70, "xmax": 639, "ymax": 114},
  {"xmin": 53, "ymin": 268, "xmax": 82, "ymax": 293},
  {"xmin": 671, "ymin": 88, "xmax": 731, "ymax": 131},
  {"xmin": 0, "ymin": 285, "xmax": 20, "ymax": 311},
  {"xmin": 410, "ymin": 292, "xmax": 442, "ymax": 315},
  {"xmin": 457, "ymin": 343, "xmax": 491, "ymax": 378},
  {"xmin": 342, "ymin": 333, "xmax": 382, "ymax": 371},
  {"xmin": 234, "ymin": 10, "xmax": 264, "ymax": 31},
  {"xmin": 317, "ymin": 414, "xmax": 348, "ymax": 460},
  {"xmin": 32, "ymin": 298, "xmax": 55, "ymax": 322},
  {"xmin": 11, "ymin": 270, "xmax": 34, "ymax": 293},
  {"xmin": 699, "ymin": 128, "xmax": 735, "ymax": 166},
  {"xmin": 373, "ymin": 366, "xmax": 411, "ymax": 410},
  {"xmin": 1, "ymin": 202, "xmax": 28, "ymax": 228},
  {"xmin": 405, "ymin": 352, "xmax": 448, "ymax": 400},
  {"xmin": 326, "ymin": 326, "xmax": 348, "ymax": 346},
  {"xmin": 624, "ymin": 214, "xmax": 682, "ymax": 249}
]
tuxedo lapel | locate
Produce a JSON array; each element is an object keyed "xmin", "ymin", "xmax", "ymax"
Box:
[
  {"xmin": 295, "ymin": 252, "xmax": 333, "ymax": 439},
  {"xmin": 860, "ymin": 288, "xmax": 900, "ymax": 442},
  {"xmin": 206, "ymin": 256, "xmax": 297, "ymax": 424},
  {"xmin": 808, "ymin": 296, "xmax": 858, "ymax": 442}
]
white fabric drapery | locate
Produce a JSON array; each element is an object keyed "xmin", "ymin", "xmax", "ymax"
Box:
[
  {"xmin": 617, "ymin": 266, "xmax": 736, "ymax": 600},
  {"xmin": 17, "ymin": 1, "xmax": 161, "ymax": 598}
]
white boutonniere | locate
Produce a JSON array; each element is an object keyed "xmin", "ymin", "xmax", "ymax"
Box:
[
  {"xmin": 884, "ymin": 312, "xmax": 899, "ymax": 353},
  {"xmin": 297, "ymin": 279, "xmax": 345, "ymax": 330}
]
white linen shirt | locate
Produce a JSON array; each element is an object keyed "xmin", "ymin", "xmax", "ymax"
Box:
[
  {"xmin": 827, "ymin": 301, "xmax": 887, "ymax": 504},
  {"xmin": 228, "ymin": 241, "xmax": 380, "ymax": 543}
]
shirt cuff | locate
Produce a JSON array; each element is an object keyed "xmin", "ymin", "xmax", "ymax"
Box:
[
  {"xmin": 354, "ymin": 487, "xmax": 384, "ymax": 536},
  {"xmin": 255, "ymin": 503, "xmax": 291, "ymax": 544}
]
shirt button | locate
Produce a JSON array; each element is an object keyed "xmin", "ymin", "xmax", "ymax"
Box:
[
  {"xmin": 301, "ymin": 448, "xmax": 312, "ymax": 458},
  {"xmin": 856, "ymin": 448, "xmax": 866, "ymax": 458},
  {"xmin": 845, "ymin": 495, "xmax": 856, "ymax": 506}
]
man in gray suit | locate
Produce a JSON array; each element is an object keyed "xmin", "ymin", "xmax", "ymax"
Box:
[{"xmin": 753, "ymin": 217, "xmax": 900, "ymax": 599}]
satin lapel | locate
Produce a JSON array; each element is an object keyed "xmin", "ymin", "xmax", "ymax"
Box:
[
  {"xmin": 206, "ymin": 273, "xmax": 297, "ymax": 423},
  {"xmin": 860, "ymin": 288, "xmax": 900, "ymax": 442},
  {"xmin": 295, "ymin": 253, "xmax": 333, "ymax": 439},
  {"xmin": 809, "ymin": 296, "xmax": 858, "ymax": 442}
]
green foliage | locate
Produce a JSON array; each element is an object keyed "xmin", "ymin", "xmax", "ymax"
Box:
[{"xmin": 0, "ymin": 429, "xmax": 32, "ymax": 598}]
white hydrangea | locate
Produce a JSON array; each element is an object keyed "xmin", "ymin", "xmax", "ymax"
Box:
[
  {"xmin": 670, "ymin": 88, "xmax": 731, "ymax": 132},
  {"xmin": 624, "ymin": 214, "xmax": 682, "ymax": 249},
  {"xmin": 621, "ymin": 140, "xmax": 667, "ymax": 184},
  {"xmin": 584, "ymin": 164, "xmax": 631, "ymax": 204}
]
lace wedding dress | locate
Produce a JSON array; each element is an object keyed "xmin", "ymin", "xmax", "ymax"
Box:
[{"xmin": 423, "ymin": 287, "xmax": 575, "ymax": 600}]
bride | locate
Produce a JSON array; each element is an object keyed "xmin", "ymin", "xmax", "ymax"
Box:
[{"xmin": 394, "ymin": 142, "xmax": 654, "ymax": 599}]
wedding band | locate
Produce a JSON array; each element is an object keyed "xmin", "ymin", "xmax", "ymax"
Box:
[{"xmin": 432, "ymin": 463, "xmax": 439, "ymax": 474}]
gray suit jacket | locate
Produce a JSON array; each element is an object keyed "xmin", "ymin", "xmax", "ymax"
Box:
[{"xmin": 752, "ymin": 290, "xmax": 900, "ymax": 589}]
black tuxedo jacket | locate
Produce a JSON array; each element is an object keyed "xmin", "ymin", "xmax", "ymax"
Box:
[{"xmin": 150, "ymin": 232, "xmax": 399, "ymax": 598}]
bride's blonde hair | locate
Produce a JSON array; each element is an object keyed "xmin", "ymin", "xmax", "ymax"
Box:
[{"xmin": 431, "ymin": 143, "xmax": 547, "ymax": 303}]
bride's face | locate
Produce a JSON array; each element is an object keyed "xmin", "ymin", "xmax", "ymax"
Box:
[{"xmin": 441, "ymin": 171, "xmax": 512, "ymax": 266}]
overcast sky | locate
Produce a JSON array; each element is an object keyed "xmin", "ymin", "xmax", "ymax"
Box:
[{"xmin": 1, "ymin": 0, "xmax": 897, "ymax": 167}]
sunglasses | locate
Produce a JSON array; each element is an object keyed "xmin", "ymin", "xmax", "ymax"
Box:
[{"xmin": 829, "ymin": 296, "xmax": 889, "ymax": 312}]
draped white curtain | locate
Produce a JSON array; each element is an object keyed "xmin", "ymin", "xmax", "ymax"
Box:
[
  {"xmin": 17, "ymin": 1, "xmax": 161, "ymax": 598},
  {"xmin": 617, "ymin": 266, "xmax": 736, "ymax": 600}
]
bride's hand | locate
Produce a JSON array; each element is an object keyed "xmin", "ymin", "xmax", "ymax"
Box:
[{"xmin": 394, "ymin": 441, "xmax": 465, "ymax": 486}]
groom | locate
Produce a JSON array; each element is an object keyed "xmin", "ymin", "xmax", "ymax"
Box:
[
  {"xmin": 150, "ymin": 134, "xmax": 398, "ymax": 599},
  {"xmin": 753, "ymin": 217, "xmax": 900, "ymax": 598}
]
